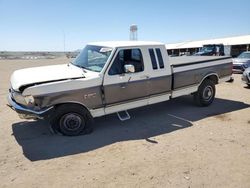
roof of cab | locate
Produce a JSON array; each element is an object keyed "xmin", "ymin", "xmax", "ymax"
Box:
[{"xmin": 88, "ymin": 41, "xmax": 164, "ymax": 48}]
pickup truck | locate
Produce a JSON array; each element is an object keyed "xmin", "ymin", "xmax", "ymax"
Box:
[{"xmin": 8, "ymin": 41, "xmax": 232, "ymax": 136}]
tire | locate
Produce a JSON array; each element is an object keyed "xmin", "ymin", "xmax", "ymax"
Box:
[
  {"xmin": 50, "ymin": 104, "xmax": 93, "ymax": 136},
  {"xmin": 194, "ymin": 79, "xmax": 216, "ymax": 107}
]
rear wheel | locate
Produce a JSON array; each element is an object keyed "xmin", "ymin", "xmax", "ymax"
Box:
[
  {"xmin": 194, "ymin": 79, "xmax": 216, "ymax": 107},
  {"xmin": 50, "ymin": 104, "xmax": 93, "ymax": 136}
]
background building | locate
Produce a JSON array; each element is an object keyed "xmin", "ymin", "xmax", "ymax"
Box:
[{"xmin": 166, "ymin": 35, "xmax": 250, "ymax": 57}]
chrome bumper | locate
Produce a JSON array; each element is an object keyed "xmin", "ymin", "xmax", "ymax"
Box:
[{"xmin": 7, "ymin": 94, "xmax": 54, "ymax": 119}]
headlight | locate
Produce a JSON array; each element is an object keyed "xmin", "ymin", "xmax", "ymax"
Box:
[{"xmin": 24, "ymin": 95, "xmax": 35, "ymax": 105}]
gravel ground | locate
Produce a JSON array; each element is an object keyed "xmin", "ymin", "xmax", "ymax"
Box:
[{"xmin": 0, "ymin": 58, "xmax": 249, "ymax": 188}]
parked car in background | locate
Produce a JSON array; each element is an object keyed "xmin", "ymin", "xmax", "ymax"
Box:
[
  {"xmin": 232, "ymin": 51, "xmax": 250, "ymax": 73},
  {"xmin": 242, "ymin": 67, "xmax": 250, "ymax": 87},
  {"xmin": 195, "ymin": 44, "xmax": 225, "ymax": 56}
]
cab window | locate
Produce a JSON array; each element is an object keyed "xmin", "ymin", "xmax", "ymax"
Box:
[{"xmin": 108, "ymin": 49, "xmax": 144, "ymax": 75}]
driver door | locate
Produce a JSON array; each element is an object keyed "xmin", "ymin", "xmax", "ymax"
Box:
[{"xmin": 103, "ymin": 48, "xmax": 149, "ymax": 109}]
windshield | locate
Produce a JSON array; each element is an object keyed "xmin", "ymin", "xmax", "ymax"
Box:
[
  {"xmin": 201, "ymin": 45, "xmax": 215, "ymax": 52},
  {"xmin": 238, "ymin": 52, "xmax": 250, "ymax": 59},
  {"xmin": 72, "ymin": 45, "xmax": 112, "ymax": 72}
]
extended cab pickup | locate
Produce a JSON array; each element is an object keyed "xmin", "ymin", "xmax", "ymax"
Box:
[{"xmin": 8, "ymin": 41, "xmax": 232, "ymax": 136}]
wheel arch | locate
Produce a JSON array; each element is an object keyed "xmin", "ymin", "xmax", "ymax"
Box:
[
  {"xmin": 199, "ymin": 73, "xmax": 219, "ymax": 86},
  {"xmin": 54, "ymin": 102, "xmax": 93, "ymax": 118}
]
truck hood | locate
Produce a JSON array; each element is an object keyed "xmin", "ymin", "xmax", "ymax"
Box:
[{"xmin": 11, "ymin": 64, "xmax": 85, "ymax": 91}]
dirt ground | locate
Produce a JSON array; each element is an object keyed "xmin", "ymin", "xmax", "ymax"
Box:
[{"xmin": 0, "ymin": 58, "xmax": 249, "ymax": 188}]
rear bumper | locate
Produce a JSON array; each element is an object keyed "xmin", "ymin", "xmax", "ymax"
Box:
[{"xmin": 7, "ymin": 94, "xmax": 54, "ymax": 120}]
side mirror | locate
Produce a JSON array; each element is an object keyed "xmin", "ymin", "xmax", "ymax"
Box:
[{"xmin": 124, "ymin": 64, "xmax": 135, "ymax": 73}]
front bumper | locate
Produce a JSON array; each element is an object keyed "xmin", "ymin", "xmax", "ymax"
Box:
[{"xmin": 7, "ymin": 94, "xmax": 54, "ymax": 120}]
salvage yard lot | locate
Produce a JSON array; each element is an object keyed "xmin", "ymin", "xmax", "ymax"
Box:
[{"xmin": 0, "ymin": 58, "xmax": 250, "ymax": 188}]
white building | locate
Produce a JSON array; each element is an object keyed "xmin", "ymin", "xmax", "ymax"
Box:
[{"xmin": 166, "ymin": 34, "xmax": 250, "ymax": 57}]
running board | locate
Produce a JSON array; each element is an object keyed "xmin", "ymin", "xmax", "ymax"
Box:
[{"xmin": 117, "ymin": 110, "xmax": 131, "ymax": 121}]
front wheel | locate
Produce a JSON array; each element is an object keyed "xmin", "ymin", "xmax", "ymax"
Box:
[
  {"xmin": 50, "ymin": 104, "xmax": 93, "ymax": 136},
  {"xmin": 194, "ymin": 79, "xmax": 216, "ymax": 107}
]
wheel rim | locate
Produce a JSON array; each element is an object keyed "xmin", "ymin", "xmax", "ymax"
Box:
[
  {"xmin": 202, "ymin": 86, "xmax": 213, "ymax": 101},
  {"xmin": 60, "ymin": 113, "xmax": 83, "ymax": 131}
]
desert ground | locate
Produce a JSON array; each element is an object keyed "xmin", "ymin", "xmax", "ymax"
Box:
[{"xmin": 0, "ymin": 58, "xmax": 249, "ymax": 188}]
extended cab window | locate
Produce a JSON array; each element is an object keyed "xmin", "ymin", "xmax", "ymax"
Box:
[
  {"xmin": 156, "ymin": 48, "xmax": 164, "ymax": 69},
  {"xmin": 109, "ymin": 49, "xmax": 144, "ymax": 75},
  {"xmin": 149, "ymin": 49, "xmax": 158, "ymax": 70}
]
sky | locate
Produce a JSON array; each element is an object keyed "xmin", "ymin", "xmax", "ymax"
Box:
[{"xmin": 0, "ymin": 0, "xmax": 250, "ymax": 51}]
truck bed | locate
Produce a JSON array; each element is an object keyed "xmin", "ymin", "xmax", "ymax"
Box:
[
  {"xmin": 169, "ymin": 56, "xmax": 231, "ymax": 67},
  {"xmin": 169, "ymin": 55, "xmax": 232, "ymax": 92}
]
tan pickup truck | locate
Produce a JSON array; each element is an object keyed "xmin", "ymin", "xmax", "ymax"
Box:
[{"xmin": 8, "ymin": 41, "xmax": 232, "ymax": 136}]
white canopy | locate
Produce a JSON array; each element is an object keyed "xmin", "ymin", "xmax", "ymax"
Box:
[{"xmin": 166, "ymin": 35, "xmax": 250, "ymax": 49}]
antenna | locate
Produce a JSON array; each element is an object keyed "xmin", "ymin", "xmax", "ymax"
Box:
[{"xmin": 130, "ymin": 24, "xmax": 138, "ymax": 41}]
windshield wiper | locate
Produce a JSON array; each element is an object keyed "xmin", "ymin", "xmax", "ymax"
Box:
[{"xmin": 71, "ymin": 63, "xmax": 87, "ymax": 73}]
